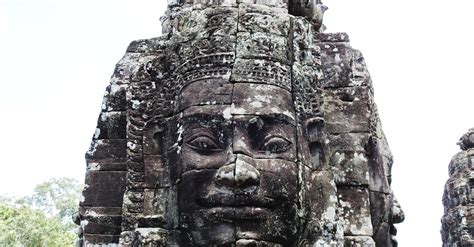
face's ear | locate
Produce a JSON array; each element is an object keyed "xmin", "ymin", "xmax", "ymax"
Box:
[
  {"xmin": 303, "ymin": 117, "xmax": 327, "ymax": 170},
  {"xmin": 143, "ymin": 120, "xmax": 165, "ymax": 156}
]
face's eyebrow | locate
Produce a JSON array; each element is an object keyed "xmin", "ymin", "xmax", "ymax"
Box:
[
  {"xmin": 233, "ymin": 113, "xmax": 296, "ymax": 127},
  {"xmin": 180, "ymin": 105, "xmax": 230, "ymax": 119},
  {"xmin": 179, "ymin": 113, "xmax": 228, "ymax": 128}
]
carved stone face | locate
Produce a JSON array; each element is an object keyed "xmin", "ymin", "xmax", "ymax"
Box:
[{"xmin": 173, "ymin": 81, "xmax": 300, "ymax": 246}]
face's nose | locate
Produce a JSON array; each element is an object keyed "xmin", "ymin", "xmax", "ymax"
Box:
[
  {"xmin": 215, "ymin": 155, "xmax": 260, "ymax": 189},
  {"xmin": 232, "ymin": 129, "xmax": 252, "ymax": 156},
  {"xmin": 391, "ymin": 196, "xmax": 405, "ymax": 224}
]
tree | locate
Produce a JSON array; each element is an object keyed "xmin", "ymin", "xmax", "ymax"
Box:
[
  {"xmin": 0, "ymin": 178, "xmax": 83, "ymax": 246},
  {"xmin": 0, "ymin": 204, "xmax": 76, "ymax": 246},
  {"xmin": 21, "ymin": 177, "xmax": 83, "ymax": 227}
]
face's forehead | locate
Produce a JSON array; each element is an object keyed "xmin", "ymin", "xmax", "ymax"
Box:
[{"xmin": 177, "ymin": 80, "xmax": 296, "ymax": 121}]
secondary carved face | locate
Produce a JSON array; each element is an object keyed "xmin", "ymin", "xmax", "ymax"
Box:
[{"xmin": 174, "ymin": 81, "xmax": 300, "ymax": 246}]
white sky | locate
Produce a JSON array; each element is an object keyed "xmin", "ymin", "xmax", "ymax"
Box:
[{"xmin": 1, "ymin": 0, "xmax": 474, "ymax": 246}]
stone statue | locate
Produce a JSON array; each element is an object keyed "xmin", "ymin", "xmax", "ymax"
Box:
[
  {"xmin": 442, "ymin": 128, "xmax": 474, "ymax": 246},
  {"xmin": 77, "ymin": 1, "xmax": 404, "ymax": 246}
]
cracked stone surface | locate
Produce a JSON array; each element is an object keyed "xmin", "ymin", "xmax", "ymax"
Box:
[
  {"xmin": 76, "ymin": 1, "xmax": 404, "ymax": 246},
  {"xmin": 442, "ymin": 128, "xmax": 474, "ymax": 247}
]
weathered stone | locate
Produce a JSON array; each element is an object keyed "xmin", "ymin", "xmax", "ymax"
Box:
[
  {"xmin": 331, "ymin": 150, "xmax": 369, "ymax": 186},
  {"xmin": 322, "ymin": 86, "xmax": 372, "ymax": 134},
  {"xmin": 79, "ymin": 207, "xmax": 122, "ymax": 236},
  {"xmin": 231, "ymin": 58, "xmax": 292, "ymax": 90},
  {"xmin": 95, "ymin": 111, "xmax": 127, "ymax": 140},
  {"xmin": 78, "ymin": 1, "xmax": 404, "ymax": 246},
  {"xmin": 236, "ymin": 32, "xmax": 289, "ymax": 64},
  {"xmin": 144, "ymin": 155, "xmax": 170, "ymax": 188},
  {"xmin": 239, "ymin": 4, "xmax": 290, "ymax": 36},
  {"xmin": 344, "ymin": 236, "xmax": 376, "ymax": 247},
  {"xmin": 80, "ymin": 171, "xmax": 127, "ymax": 207},
  {"xmin": 337, "ymin": 186, "xmax": 373, "ymax": 236},
  {"xmin": 85, "ymin": 139, "xmax": 127, "ymax": 162},
  {"xmin": 83, "ymin": 234, "xmax": 120, "ymax": 245},
  {"xmin": 177, "ymin": 79, "xmax": 233, "ymax": 111},
  {"xmin": 442, "ymin": 129, "xmax": 474, "ymax": 246}
]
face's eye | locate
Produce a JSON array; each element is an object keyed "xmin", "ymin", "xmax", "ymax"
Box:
[
  {"xmin": 186, "ymin": 135, "xmax": 222, "ymax": 153},
  {"xmin": 260, "ymin": 136, "xmax": 292, "ymax": 154}
]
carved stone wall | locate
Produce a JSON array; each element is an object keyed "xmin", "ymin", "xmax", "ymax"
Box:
[
  {"xmin": 442, "ymin": 129, "xmax": 474, "ymax": 246},
  {"xmin": 77, "ymin": 1, "xmax": 404, "ymax": 246}
]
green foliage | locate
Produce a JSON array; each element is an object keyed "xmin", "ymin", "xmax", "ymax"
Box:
[
  {"xmin": 21, "ymin": 177, "xmax": 83, "ymax": 227},
  {"xmin": 0, "ymin": 178, "xmax": 83, "ymax": 247},
  {"xmin": 0, "ymin": 204, "xmax": 76, "ymax": 246}
]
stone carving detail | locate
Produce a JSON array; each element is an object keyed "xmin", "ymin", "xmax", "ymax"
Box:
[
  {"xmin": 442, "ymin": 128, "xmax": 474, "ymax": 246},
  {"xmin": 77, "ymin": 1, "xmax": 404, "ymax": 246}
]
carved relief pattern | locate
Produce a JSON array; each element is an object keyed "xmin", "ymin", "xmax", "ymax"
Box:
[
  {"xmin": 442, "ymin": 129, "xmax": 474, "ymax": 246},
  {"xmin": 78, "ymin": 1, "xmax": 404, "ymax": 246}
]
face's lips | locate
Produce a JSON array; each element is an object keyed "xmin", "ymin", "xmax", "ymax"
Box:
[
  {"xmin": 194, "ymin": 194, "xmax": 277, "ymax": 220},
  {"xmin": 390, "ymin": 224, "xmax": 398, "ymax": 247},
  {"xmin": 200, "ymin": 206, "xmax": 271, "ymax": 220},
  {"xmin": 196, "ymin": 193, "xmax": 277, "ymax": 209}
]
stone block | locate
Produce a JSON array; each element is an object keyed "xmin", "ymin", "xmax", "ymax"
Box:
[
  {"xmin": 102, "ymin": 84, "xmax": 127, "ymax": 112},
  {"xmin": 315, "ymin": 33, "xmax": 350, "ymax": 43},
  {"xmin": 120, "ymin": 228, "xmax": 181, "ymax": 246},
  {"xmin": 83, "ymin": 221, "xmax": 121, "ymax": 235},
  {"xmin": 369, "ymin": 191, "xmax": 391, "ymax": 235},
  {"xmin": 238, "ymin": 4, "xmax": 290, "ymax": 36},
  {"xmin": 141, "ymin": 188, "xmax": 179, "ymax": 228},
  {"xmin": 81, "ymin": 171, "xmax": 127, "ymax": 207},
  {"xmin": 80, "ymin": 207, "xmax": 122, "ymax": 235},
  {"xmin": 175, "ymin": 35, "xmax": 237, "ymax": 64},
  {"xmin": 322, "ymin": 86, "xmax": 372, "ymax": 134},
  {"xmin": 231, "ymin": 58, "xmax": 291, "ymax": 89},
  {"xmin": 315, "ymin": 34, "xmax": 368, "ymax": 89},
  {"xmin": 351, "ymin": 50, "xmax": 372, "ymax": 87},
  {"xmin": 177, "ymin": 79, "xmax": 233, "ymax": 112},
  {"xmin": 126, "ymin": 37, "xmax": 165, "ymax": 54},
  {"xmin": 110, "ymin": 53, "xmax": 145, "ymax": 85},
  {"xmin": 337, "ymin": 186, "xmax": 373, "ymax": 236},
  {"xmin": 236, "ymin": 32, "xmax": 289, "ymax": 64},
  {"xmin": 367, "ymin": 137, "xmax": 391, "ymax": 194},
  {"xmin": 144, "ymin": 155, "xmax": 170, "ymax": 188},
  {"xmin": 327, "ymin": 133, "xmax": 370, "ymax": 152},
  {"xmin": 232, "ymin": 83, "xmax": 295, "ymax": 119},
  {"xmin": 292, "ymin": 17, "xmax": 312, "ymax": 49},
  {"xmin": 331, "ymin": 150, "xmax": 369, "ymax": 186},
  {"xmin": 305, "ymin": 169, "xmax": 338, "ymax": 223},
  {"xmin": 86, "ymin": 161, "xmax": 127, "ymax": 172},
  {"xmin": 201, "ymin": 7, "xmax": 238, "ymax": 37},
  {"xmin": 448, "ymin": 151, "xmax": 470, "ymax": 177},
  {"xmin": 83, "ymin": 234, "xmax": 120, "ymax": 245},
  {"xmin": 95, "ymin": 111, "xmax": 126, "ymax": 140},
  {"xmin": 86, "ymin": 139, "xmax": 127, "ymax": 162},
  {"xmin": 344, "ymin": 236, "xmax": 375, "ymax": 247},
  {"xmin": 372, "ymin": 222, "xmax": 392, "ymax": 247},
  {"xmin": 254, "ymin": 0, "xmax": 288, "ymax": 8}
]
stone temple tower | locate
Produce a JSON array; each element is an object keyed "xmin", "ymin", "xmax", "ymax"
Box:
[
  {"xmin": 442, "ymin": 128, "xmax": 474, "ymax": 246},
  {"xmin": 76, "ymin": 0, "xmax": 404, "ymax": 246}
]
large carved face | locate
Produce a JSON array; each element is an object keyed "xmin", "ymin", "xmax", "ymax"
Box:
[{"xmin": 171, "ymin": 80, "xmax": 301, "ymax": 246}]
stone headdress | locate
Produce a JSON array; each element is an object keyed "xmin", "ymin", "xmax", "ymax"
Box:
[{"xmin": 78, "ymin": 1, "xmax": 403, "ymax": 246}]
